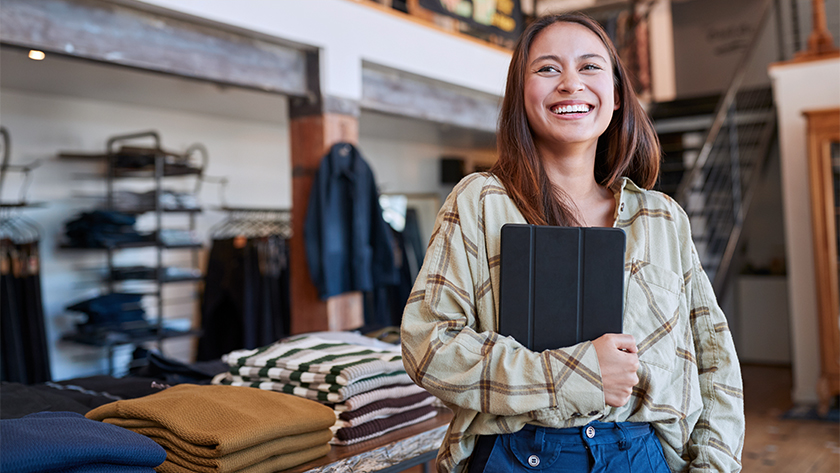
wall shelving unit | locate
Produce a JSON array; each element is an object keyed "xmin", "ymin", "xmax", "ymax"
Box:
[{"xmin": 60, "ymin": 130, "xmax": 206, "ymax": 374}]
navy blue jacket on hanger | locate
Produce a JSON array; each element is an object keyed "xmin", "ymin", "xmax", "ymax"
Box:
[{"xmin": 304, "ymin": 142, "xmax": 398, "ymax": 299}]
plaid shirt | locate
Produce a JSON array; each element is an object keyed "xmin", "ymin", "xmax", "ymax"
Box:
[{"xmin": 401, "ymin": 173, "xmax": 744, "ymax": 472}]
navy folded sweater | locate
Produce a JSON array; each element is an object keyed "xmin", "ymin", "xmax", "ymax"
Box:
[{"xmin": 1, "ymin": 411, "xmax": 166, "ymax": 473}]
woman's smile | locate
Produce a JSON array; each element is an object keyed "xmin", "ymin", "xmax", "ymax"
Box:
[{"xmin": 548, "ymin": 100, "xmax": 594, "ymax": 119}]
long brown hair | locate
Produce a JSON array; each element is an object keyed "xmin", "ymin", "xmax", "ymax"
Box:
[{"xmin": 490, "ymin": 13, "xmax": 660, "ymax": 226}]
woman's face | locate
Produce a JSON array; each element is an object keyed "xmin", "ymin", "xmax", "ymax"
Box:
[{"xmin": 523, "ymin": 22, "xmax": 618, "ymax": 155}]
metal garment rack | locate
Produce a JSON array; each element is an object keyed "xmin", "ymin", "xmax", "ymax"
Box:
[
  {"xmin": 1, "ymin": 126, "xmax": 46, "ymax": 245},
  {"xmin": 208, "ymin": 207, "xmax": 292, "ymax": 240},
  {"xmin": 61, "ymin": 130, "xmax": 207, "ymax": 374}
]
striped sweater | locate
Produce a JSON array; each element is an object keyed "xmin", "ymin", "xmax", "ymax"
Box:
[{"xmin": 216, "ymin": 335, "xmax": 411, "ymax": 403}]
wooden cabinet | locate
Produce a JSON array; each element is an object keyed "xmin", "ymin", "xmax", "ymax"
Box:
[{"xmin": 805, "ymin": 108, "xmax": 840, "ymax": 414}]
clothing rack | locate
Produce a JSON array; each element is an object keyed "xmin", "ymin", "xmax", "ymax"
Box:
[
  {"xmin": 0, "ymin": 126, "xmax": 46, "ymax": 213},
  {"xmin": 198, "ymin": 207, "xmax": 292, "ymax": 361},
  {"xmin": 209, "ymin": 207, "xmax": 292, "ymax": 239},
  {"xmin": 58, "ymin": 130, "xmax": 207, "ymax": 375},
  {"xmin": 1, "ymin": 126, "xmax": 51, "ymax": 384},
  {"xmin": 0, "ymin": 126, "xmax": 44, "ymax": 244}
]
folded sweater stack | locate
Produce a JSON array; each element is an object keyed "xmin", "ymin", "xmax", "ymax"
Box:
[
  {"xmin": 214, "ymin": 334, "xmax": 438, "ymax": 446},
  {"xmin": 1, "ymin": 411, "xmax": 166, "ymax": 473},
  {"xmin": 85, "ymin": 384, "xmax": 335, "ymax": 473}
]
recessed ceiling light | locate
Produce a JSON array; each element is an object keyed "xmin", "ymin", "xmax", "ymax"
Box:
[{"xmin": 28, "ymin": 50, "xmax": 45, "ymax": 61}]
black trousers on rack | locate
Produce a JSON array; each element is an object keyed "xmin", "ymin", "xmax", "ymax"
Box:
[
  {"xmin": 1, "ymin": 240, "xmax": 51, "ymax": 384},
  {"xmin": 197, "ymin": 236, "xmax": 291, "ymax": 361},
  {"xmin": 365, "ymin": 208, "xmax": 427, "ymax": 328}
]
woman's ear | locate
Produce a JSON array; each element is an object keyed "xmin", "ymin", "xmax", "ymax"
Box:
[{"xmin": 614, "ymin": 88, "xmax": 621, "ymax": 111}]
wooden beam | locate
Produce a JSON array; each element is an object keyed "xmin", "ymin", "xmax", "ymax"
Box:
[
  {"xmin": 361, "ymin": 63, "xmax": 501, "ymax": 133},
  {"xmin": 289, "ymin": 97, "xmax": 364, "ymax": 333},
  {"xmin": 0, "ymin": 0, "xmax": 309, "ymax": 96}
]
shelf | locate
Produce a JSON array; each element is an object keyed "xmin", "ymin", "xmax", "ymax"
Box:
[
  {"xmin": 115, "ymin": 207, "xmax": 202, "ymax": 215},
  {"xmin": 58, "ymin": 152, "xmax": 203, "ymax": 178},
  {"xmin": 61, "ymin": 240, "xmax": 203, "ymax": 250},
  {"xmin": 110, "ymin": 266, "xmax": 202, "ymax": 283},
  {"xmin": 0, "ymin": 201, "xmax": 47, "ymax": 208},
  {"xmin": 62, "ymin": 325, "xmax": 200, "ymax": 348},
  {"xmin": 111, "ymin": 166, "xmax": 203, "ymax": 178},
  {"xmin": 59, "ymin": 132, "xmax": 206, "ymax": 371}
]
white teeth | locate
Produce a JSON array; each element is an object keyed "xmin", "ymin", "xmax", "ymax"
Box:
[{"xmin": 551, "ymin": 104, "xmax": 591, "ymax": 114}]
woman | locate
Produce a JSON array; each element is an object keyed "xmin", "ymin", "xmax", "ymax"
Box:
[{"xmin": 400, "ymin": 12, "xmax": 744, "ymax": 473}]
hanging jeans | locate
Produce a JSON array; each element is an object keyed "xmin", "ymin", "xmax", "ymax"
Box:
[
  {"xmin": 468, "ymin": 422, "xmax": 671, "ymax": 473},
  {"xmin": 1, "ymin": 240, "xmax": 50, "ymax": 384},
  {"xmin": 197, "ymin": 236, "xmax": 290, "ymax": 361}
]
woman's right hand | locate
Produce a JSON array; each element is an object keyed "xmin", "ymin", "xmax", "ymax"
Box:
[{"xmin": 592, "ymin": 334, "xmax": 640, "ymax": 407}]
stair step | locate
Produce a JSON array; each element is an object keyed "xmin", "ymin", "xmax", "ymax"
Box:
[{"xmin": 649, "ymin": 86, "xmax": 774, "ymax": 121}]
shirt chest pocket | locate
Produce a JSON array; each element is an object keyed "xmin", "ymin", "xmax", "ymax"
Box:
[{"xmin": 623, "ymin": 260, "xmax": 684, "ymax": 372}]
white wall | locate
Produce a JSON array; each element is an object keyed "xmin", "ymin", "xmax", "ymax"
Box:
[
  {"xmin": 736, "ymin": 276, "xmax": 791, "ymax": 364},
  {"xmin": 769, "ymin": 56, "xmax": 840, "ymax": 403},
  {"xmin": 133, "ymin": 0, "xmax": 512, "ymax": 101}
]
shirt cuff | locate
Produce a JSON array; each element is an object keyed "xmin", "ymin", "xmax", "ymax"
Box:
[{"xmin": 540, "ymin": 342, "xmax": 607, "ymax": 422}]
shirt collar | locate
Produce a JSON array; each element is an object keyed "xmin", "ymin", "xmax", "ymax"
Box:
[
  {"xmin": 611, "ymin": 176, "xmax": 645, "ymax": 196},
  {"xmin": 329, "ymin": 143, "xmax": 357, "ymax": 181}
]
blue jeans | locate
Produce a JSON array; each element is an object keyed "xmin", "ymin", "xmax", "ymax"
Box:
[{"xmin": 468, "ymin": 422, "xmax": 671, "ymax": 473}]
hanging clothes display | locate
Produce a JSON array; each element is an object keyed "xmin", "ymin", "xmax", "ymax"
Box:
[
  {"xmin": 303, "ymin": 143, "xmax": 398, "ymax": 308},
  {"xmin": 197, "ymin": 210, "xmax": 292, "ymax": 361},
  {"xmin": 0, "ymin": 216, "xmax": 51, "ymax": 385},
  {"xmin": 373, "ymin": 200, "xmax": 428, "ymax": 327},
  {"xmin": 1, "ymin": 126, "xmax": 51, "ymax": 385}
]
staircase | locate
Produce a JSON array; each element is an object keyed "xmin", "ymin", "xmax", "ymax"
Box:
[{"xmin": 648, "ymin": 0, "xmax": 777, "ymax": 297}]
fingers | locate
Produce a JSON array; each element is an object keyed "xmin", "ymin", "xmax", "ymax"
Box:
[
  {"xmin": 611, "ymin": 334, "xmax": 638, "ymax": 353},
  {"xmin": 604, "ymin": 366, "xmax": 639, "ymax": 407},
  {"xmin": 605, "ymin": 383, "xmax": 636, "ymax": 407},
  {"xmin": 593, "ymin": 334, "xmax": 640, "ymax": 408}
]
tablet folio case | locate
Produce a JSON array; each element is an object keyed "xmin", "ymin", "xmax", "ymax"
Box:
[{"xmin": 498, "ymin": 224, "xmax": 626, "ymax": 352}]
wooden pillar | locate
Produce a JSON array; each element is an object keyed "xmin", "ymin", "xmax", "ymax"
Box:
[{"xmin": 289, "ymin": 101, "xmax": 364, "ymax": 334}]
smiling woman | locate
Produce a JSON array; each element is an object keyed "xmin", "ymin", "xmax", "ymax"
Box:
[
  {"xmin": 491, "ymin": 14, "xmax": 659, "ymax": 229},
  {"xmin": 400, "ymin": 12, "xmax": 745, "ymax": 473}
]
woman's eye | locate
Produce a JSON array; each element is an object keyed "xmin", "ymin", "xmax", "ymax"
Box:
[
  {"xmin": 537, "ymin": 65, "xmax": 560, "ymax": 73},
  {"xmin": 582, "ymin": 64, "xmax": 602, "ymax": 71}
]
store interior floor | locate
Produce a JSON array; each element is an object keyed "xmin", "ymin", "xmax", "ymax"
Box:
[
  {"xmin": 741, "ymin": 364, "xmax": 839, "ymax": 472},
  {"xmin": 405, "ymin": 364, "xmax": 839, "ymax": 473}
]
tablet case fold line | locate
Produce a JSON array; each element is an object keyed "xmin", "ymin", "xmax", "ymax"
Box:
[{"xmin": 528, "ymin": 224, "xmax": 535, "ymax": 350}]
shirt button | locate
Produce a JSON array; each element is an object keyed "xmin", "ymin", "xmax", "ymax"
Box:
[
  {"xmin": 588, "ymin": 411, "xmax": 599, "ymax": 416},
  {"xmin": 571, "ymin": 412, "xmax": 582, "ymax": 417},
  {"xmin": 585, "ymin": 425, "xmax": 596, "ymax": 438},
  {"xmin": 528, "ymin": 454, "xmax": 540, "ymax": 467},
  {"xmin": 620, "ymin": 202, "xmax": 625, "ymax": 212}
]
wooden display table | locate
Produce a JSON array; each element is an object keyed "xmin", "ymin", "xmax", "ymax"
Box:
[{"xmin": 283, "ymin": 408, "xmax": 453, "ymax": 473}]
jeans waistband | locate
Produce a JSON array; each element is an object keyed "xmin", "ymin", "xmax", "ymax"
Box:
[{"xmin": 519, "ymin": 421, "xmax": 653, "ymax": 446}]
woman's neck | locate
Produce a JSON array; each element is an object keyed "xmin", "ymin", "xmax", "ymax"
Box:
[
  {"xmin": 537, "ymin": 142, "xmax": 616, "ymax": 227},
  {"xmin": 537, "ymin": 141, "xmax": 601, "ymax": 201}
]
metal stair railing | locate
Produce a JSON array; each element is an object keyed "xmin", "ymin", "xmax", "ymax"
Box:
[{"xmin": 673, "ymin": 0, "xmax": 778, "ymax": 297}]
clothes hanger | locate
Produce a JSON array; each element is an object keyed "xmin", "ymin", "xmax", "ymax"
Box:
[{"xmin": 209, "ymin": 208, "xmax": 292, "ymax": 240}]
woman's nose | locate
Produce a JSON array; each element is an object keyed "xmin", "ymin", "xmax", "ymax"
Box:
[{"xmin": 557, "ymin": 73, "xmax": 584, "ymax": 93}]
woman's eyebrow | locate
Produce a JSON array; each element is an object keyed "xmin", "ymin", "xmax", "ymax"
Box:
[
  {"xmin": 530, "ymin": 53, "xmax": 608, "ymax": 66},
  {"xmin": 530, "ymin": 54, "xmax": 562, "ymax": 66},
  {"xmin": 579, "ymin": 53, "xmax": 608, "ymax": 63}
]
